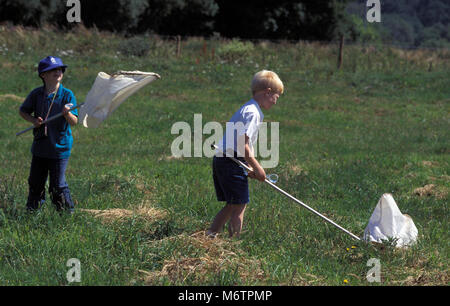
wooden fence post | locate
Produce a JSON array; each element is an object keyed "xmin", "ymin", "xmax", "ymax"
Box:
[
  {"xmin": 337, "ymin": 35, "xmax": 344, "ymax": 69},
  {"xmin": 176, "ymin": 35, "xmax": 181, "ymax": 57},
  {"xmin": 202, "ymin": 40, "xmax": 207, "ymax": 59}
]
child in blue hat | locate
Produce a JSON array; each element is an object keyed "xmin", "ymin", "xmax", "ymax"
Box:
[{"xmin": 19, "ymin": 56, "xmax": 78, "ymax": 213}]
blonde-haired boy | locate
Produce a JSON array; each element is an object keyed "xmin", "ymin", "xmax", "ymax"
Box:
[
  {"xmin": 251, "ymin": 69, "xmax": 284, "ymax": 95},
  {"xmin": 207, "ymin": 70, "xmax": 284, "ymax": 238}
]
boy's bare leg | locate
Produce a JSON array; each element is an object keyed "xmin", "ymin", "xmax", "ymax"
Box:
[
  {"xmin": 228, "ymin": 204, "xmax": 246, "ymax": 238},
  {"xmin": 207, "ymin": 204, "xmax": 234, "ymax": 236}
]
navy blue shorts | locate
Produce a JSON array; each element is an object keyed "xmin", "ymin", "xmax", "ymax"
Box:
[{"xmin": 212, "ymin": 156, "xmax": 249, "ymax": 204}]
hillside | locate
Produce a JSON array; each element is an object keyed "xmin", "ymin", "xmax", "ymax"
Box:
[{"xmin": 346, "ymin": 0, "xmax": 450, "ymax": 48}]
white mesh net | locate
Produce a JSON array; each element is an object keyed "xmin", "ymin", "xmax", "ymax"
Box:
[
  {"xmin": 79, "ymin": 71, "xmax": 160, "ymax": 128},
  {"xmin": 364, "ymin": 193, "xmax": 418, "ymax": 247}
]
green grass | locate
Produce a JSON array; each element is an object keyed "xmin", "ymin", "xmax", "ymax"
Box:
[{"xmin": 0, "ymin": 25, "xmax": 449, "ymax": 286}]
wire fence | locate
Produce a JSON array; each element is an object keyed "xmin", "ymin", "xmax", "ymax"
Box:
[
  {"xmin": 0, "ymin": 21, "xmax": 448, "ymax": 52},
  {"xmin": 136, "ymin": 32, "xmax": 450, "ymax": 52}
]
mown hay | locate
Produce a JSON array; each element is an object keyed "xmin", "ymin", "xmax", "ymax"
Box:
[
  {"xmin": 414, "ymin": 184, "xmax": 436, "ymax": 197},
  {"xmin": 413, "ymin": 184, "xmax": 448, "ymax": 199},
  {"xmin": 0, "ymin": 94, "xmax": 23, "ymax": 102},
  {"xmin": 81, "ymin": 205, "xmax": 167, "ymax": 224},
  {"xmin": 141, "ymin": 231, "xmax": 266, "ymax": 285}
]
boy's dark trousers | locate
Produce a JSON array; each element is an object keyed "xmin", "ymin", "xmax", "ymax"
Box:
[{"xmin": 26, "ymin": 155, "xmax": 75, "ymax": 213}]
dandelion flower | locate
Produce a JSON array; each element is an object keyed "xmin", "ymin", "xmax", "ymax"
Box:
[{"xmin": 343, "ymin": 279, "xmax": 348, "ymax": 284}]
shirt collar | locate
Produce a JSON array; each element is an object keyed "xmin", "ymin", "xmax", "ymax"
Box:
[
  {"xmin": 40, "ymin": 83, "xmax": 64, "ymax": 98},
  {"xmin": 55, "ymin": 83, "xmax": 64, "ymax": 97},
  {"xmin": 250, "ymin": 98, "xmax": 264, "ymax": 118}
]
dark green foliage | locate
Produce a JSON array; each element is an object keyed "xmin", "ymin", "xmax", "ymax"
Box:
[
  {"xmin": 0, "ymin": 0, "xmax": 66, "ymax": 27},
  {"xmin": 346, "ymin": 0, "xmax": 450, "ymax": 48},
  {"xmin": 0, "ymin": 0, "xmax": 448, "ymax": 47},
  {"xmin": 117, "ymin": 36, "xmax": 151, "ymax": 57},
  {"xmin": 215, "ymin": 39, "xmax": 255, "ymax": 62},
  {"xmin": 215, "ymin": 0, "xmax": 336, "ymax": 40},
  {"xmin": 80, "ymin": 0, "xmax": 149, "ymax": 33},
  {"xmin": 382, "ymin": 14, "xmax": 416, "ymax": 45},
  {"xmin": 0, "ymin": 0, "xmax": 345, "ymax": 41},
  {"xmin": 136, "ymin": 0, "xmax": 219, "ymax": 36}
]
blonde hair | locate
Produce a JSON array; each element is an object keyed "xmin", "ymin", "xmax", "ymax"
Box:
[{"xmin": 251, "ymin": 70, "xmax": 284, "ymax": 95}]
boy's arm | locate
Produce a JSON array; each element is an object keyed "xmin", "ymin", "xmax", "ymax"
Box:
[
  {"xmin": 62, "ymin": 92, "xmax": 78, "ymax": 126},
  {"xmin": 19, "ymin": 92, "xmax": 42, "ymax": 127},
  {"xmin": 62, "ymin": 105, "xmax": 78, "ymax": 126},
  {"xmin": 244, "ymin": 135, "xmax": 266, "ymax": 182},
  {"xmin": 19, "ymin": 110, "xmax": 43, "ymax": 127}
]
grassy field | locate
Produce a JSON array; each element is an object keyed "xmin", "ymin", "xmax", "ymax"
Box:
[{"xmin": 0, "ymin": 25, "xmax": 449, "ymax": 286}]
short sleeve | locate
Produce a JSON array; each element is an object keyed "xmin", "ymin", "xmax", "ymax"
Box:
[
  {"xmin": 19, "ymin": 92, "xmax": 35, "ymax": 114},
  {"xmin": 66, "ymin": 90, "xmax": 78, "ymax": 117},
  {"xmin": 242, "ymin": 110, "xmax": 260, "ymax": 141}
]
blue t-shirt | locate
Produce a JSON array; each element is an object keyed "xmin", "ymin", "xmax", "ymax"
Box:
[{"xmin": 20, "ymin": 84, "xmax": 78, "ymax": 159}]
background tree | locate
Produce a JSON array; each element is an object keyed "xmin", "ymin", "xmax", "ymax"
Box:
[
  {"xmin": 80, "ymin": 0, "xmax": 148, "ymax": 33},
  {"xmin": 0, "ymin": 0, "xmax": 448, "ymax": 47},
  {"xmin": 214, "ymin": 0, "xmax": 338, "ymax": 41},
  {"xmin": 135, "ymin": 0, "xmax": 218, "ymax": 36},
  {"xmin": 346, "ymin": 0, "xmax": 449, "ymax": 48}
]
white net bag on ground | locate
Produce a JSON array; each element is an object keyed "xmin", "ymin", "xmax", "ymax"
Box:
[{"xmin": 364, "ymin": 193, "xmax": 418, "ymax": 247}]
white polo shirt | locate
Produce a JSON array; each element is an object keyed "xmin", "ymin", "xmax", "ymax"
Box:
[{"xmin": 217, "ymin": 99, "xmax": 264, "ymax": 157}]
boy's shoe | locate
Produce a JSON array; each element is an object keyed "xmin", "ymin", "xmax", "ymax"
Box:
[
  {"xmin": 26, "ymin": 199, "xmax": 45, "ymax": 212},
  {"xmin": 205, "ymin": 230, "xmax": 217, "ymax": 239},
  {"xmin": 56, "ymin": 206, "xmax": 75, "ymax": 216}
]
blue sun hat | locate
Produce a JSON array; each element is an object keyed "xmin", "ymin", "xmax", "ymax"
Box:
[{"xmin": 38, "ymin": 56, "xmax": 67, "ymax": 75}]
